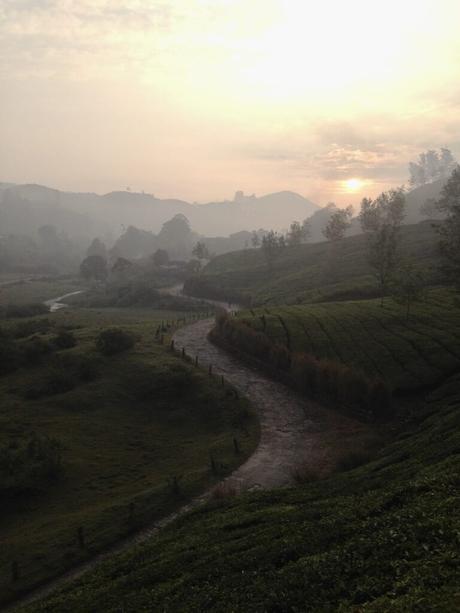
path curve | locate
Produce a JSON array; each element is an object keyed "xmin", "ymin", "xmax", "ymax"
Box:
[{"xmin": 7, "ymin": 312, "xmax": 360, "ymax": 611}]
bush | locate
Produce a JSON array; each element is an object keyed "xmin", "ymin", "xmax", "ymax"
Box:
[
  {"xmin": 0, "ymin": 327, "xmax": 21, "ymax": 376},
  {"xmin": 96, "ymin": 328, "xmax": 136, "ymax": 355},
  {"xmin": 52, "ymin": 330, "xmax": 77, "ymax": 349},
  {"xmin": 0, "ymin": 434, "xmax": 63, "ymax": 499},
  {"xmin": 25, "ymin": 367, "xmax": 77, "ymax": 399},
  {"xmin": 127, "ymin": 364, "xmax": 197, "ymax": 403},
  {"xmin": 12, "ymin": 318, "xmax": 51, "ymax": 339},
  {"xmin": 21, "ymin": 336, "xmax": 54, "ymax": 366},
  {"xmin": 4, "ymin": 303, "xmax": 49, "ymax": 319}
]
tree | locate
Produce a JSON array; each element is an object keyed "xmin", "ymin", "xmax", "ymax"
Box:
[
  {"xmin": 111, "ymin": 257, "xmax": 134, "ymax": 277},
  {"xmin": 322, "ymin": 206, "xmax": 353, "ymax": 242},
  {"xmin": 192, "ymin": 241, "xmax": 210, "ymax": 262},
  {"xmin": 152, "ymin": 249, "xmax": 169, "ymax": 266},
  {"xmin": 359, "ymin": 188, "xmax": 406, "ymax": 303},
  {"xmin": 390, "ymin": 264, "xmax": 427, "ymax": 320},
  {"xmin": 86, "ymin": 238, "xmax": 107, "ymax": 260},
  {"xmin": 261, "ymin": 231, "xmax": 286, "ymax": 270},
  {"xmin": 436, "ymin": 165, "xmax": 460, "ymax": 289},
  {"xmin": 409, "ymin": 148, "xmax": 456, "ymax": 187},
  {"xmin": 80, "ymin": 255, "xmax": 108, "ymax": 281},
  {"xmin": 251, "ymin": 231, "xmax": 261, "ymax": 248},
  {"xmin": 287, "ymin": 220, "xmax": 310, "ymax": 246}
]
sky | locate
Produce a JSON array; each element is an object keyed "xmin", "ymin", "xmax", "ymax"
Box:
[{"xmin": 1, "ymin": 0, "xmax": 460, "ymax": 206}]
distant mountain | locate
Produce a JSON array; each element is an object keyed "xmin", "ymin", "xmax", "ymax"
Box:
[{"xmin": 0, "ymin": 184, "xmax": 320, "ymax": 239}]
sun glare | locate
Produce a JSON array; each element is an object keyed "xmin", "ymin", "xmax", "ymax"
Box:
[{"xmin": 344, "ymin": 178, "xmax": 364, "ymax": 192}]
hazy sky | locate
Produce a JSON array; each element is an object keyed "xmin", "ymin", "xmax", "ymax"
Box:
[{"xmin": 1, "ymin": 0, "xmax": 460, "ymax": 205}]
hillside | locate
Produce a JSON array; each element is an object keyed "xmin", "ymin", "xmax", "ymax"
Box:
[
  {"xmin": 0, "ymin": 307, "xmax": 258, "ymax": 606},
  {"xmin": 225, "ymin": 289, "xmax": 460, "ymax": 393},
  {"xmin": 25, "ymin": 369, "xmax": 460, "ymax": 611},
  {"xmin": 185, "ymin": 221, "xmax": 441, "ymax": 305}
]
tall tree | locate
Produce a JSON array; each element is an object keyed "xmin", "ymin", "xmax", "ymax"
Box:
[
  {"xmin": 322, "ymin": 206, "xmax": 353, "ymax": 242},
  {"xmin": 86, "ymin": 238, "xmax": 107, "ymax": 260},
  {"xmin": 192, "ymin": 241, "xmax": 210, "ymax": 262},
  {"xmin": 436, "ymin": 165, "xmax": 460, "ymax": 289},
  {"xmin": 261, "ymin": 231, "xmax": 285, "ymax": 270},
  {"xmin": 359, "ymin": 188, "xmax": 405, "ymax": 303},
  {"xmin": 409, "ymin": 148, "xmax": 456, "ymax": 187},
  {"xmin": 287, "ymin": 220, "xmax": 310, "ymax": 246},
  {"xmin": 80, "ymin": 255, "xmax": 108, "ymax": 281}
]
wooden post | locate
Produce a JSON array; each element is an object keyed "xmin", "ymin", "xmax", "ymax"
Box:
[
  {"xmin": 129, "ymin": 502, "xmax": 135, "ymax": 522},
  {"xmin": 195, "ymin": 355, "xmax": 198, "ymax": 367},
  {"xmin": 181, "ymin": 347, "xmax": 185, "ymax": 359},
  {"xmin": 170, "ymin": 339, "xmax": 174, "ymax": 351},
  {"xmin": 233, "ymin": 437, "xmax": 240, "ymax": 454},
  {"xmin": 208, "ymin": 364, "xmax": 213, "ymax": 376},
  {"xmin": 221, "ymin": 375, "xmax": 225, "ymax": 387}
]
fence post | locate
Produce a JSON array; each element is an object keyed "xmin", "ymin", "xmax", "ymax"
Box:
[{"xmin": 11, "ymin": 561, "xmax": 19, "ymax": 582}]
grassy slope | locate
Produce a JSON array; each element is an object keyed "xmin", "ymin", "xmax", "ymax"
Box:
[
  {"xmin": 235, "ymin": 289, "xmax": 460, "ymax": 391},
  {"xmin": 185, "ymin": 221, "xmax": 440, "ymax": 305},
  {"xmin": 26, "ymin": 372, "xmax": 460, "ymax": 612},
  {"xmin": 0, "ymin": 308, "xmax": 258, "ymax": 605},
  {"xmin": 0, "ymin": 278, "xmax": 82, "ymax": 306}
]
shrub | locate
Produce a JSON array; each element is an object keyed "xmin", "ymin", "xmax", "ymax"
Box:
[
  {"xmin": 52, "ymin": 330, "xmax": 77, "ymax": 349},
  {"xmin": 21, "ymin": 336, "xmax": 54, "ymax": 366},
  {"xmin": 127, "ymin": 364, "xmax": 197, "ymax": 403},
  {"xmin": 96, "ymin": 328, "xmax": 136, "ymax": 355},
  {"xmin": 335, "ymin": 449, "xmax": 374, "ymax": 472},
  {"xmin": 4, "ymin": 303, "xmax": 49, "ymax": 319},
  {"xmin": 0, "ymin": 329, "xmax": 21, "ymax": 376},
  {"xmin": 0, "ymin": 434, "xmax": 63, "ymax": 499},
  {"xmin": 368, "ymin": 378, "xmax": 393, "ymax": 420},
  {"xmin": 25, "ymin": 367, "xmax": 77, "ymax": 399},
  {"xmin": 12, "ymin": 318, "xmax": 51, "ymax": 339}
]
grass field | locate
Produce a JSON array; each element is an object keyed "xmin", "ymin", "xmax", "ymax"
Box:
[
  {"xmin": 0, "ymin": 277, "xmax": 82, "ymax": 306},
  {"xmin": 233, "ymin": 288, "xmax": 460, "ymax": 392},
  {"xmin": 185, "ymin": 221, "xmax": 440, "ymax": 305},
  {"xmin": 0, "ymin": 307, "xmax": 258, "ymax": 606},
  {"xmin": 24, "ymin": 370, "xmax": 460, "ymax": 612}
]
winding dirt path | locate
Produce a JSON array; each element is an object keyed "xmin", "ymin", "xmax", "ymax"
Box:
[{"xmin": 7, "ymin": 314, "xmax": 366, "ymax": 611}]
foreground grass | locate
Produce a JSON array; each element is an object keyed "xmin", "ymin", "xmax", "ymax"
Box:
[
  {"xmin": 24, "ymin": 372, "xmax": 460, "ymax": 612},
  {"xmin": 0, "ymin": 308, "xmax": 258, "ymax": 606},
  {"xmin": 185, "ymin": 221, "xmax": 440, "ymax": 305},
  {"xmin": 234, "ymin": 288, "xmax": 460, "ymax": 392}
]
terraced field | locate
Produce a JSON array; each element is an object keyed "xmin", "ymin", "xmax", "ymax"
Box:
[
  {"xmin": 236, "ymin": 289, "xmax": 460, "ymax": 391},
  {"xmin": 185, "ymin": 221, "xmax": 441, "ymax": 306}
]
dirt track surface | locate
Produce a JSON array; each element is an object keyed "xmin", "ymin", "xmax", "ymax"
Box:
[{"xmin": 173, "ymin": 318, "xmax": 363, "ymax": 489}]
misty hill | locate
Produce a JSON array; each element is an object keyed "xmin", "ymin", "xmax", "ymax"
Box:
[
  {"xmin": 0, "ymin": 184, "xmax": 319, "ymax": 240},
  {"xmin": 184, "ymin": 220, "xmax": 441, "ymax": 305}
]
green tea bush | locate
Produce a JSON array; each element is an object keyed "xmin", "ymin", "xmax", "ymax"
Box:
[{"xmin": 213, "ymin": 313, "xmax": 392, "ymax": 417}]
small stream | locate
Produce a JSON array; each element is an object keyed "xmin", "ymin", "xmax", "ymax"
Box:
[{"xmin": 44, "ymin": 290, "xmax": 84, "ymax": 312}]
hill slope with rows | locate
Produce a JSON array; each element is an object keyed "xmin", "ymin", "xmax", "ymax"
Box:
[
  {"xmin": 231, "ymin": 289, "xmax": 460, "ymax": 392},
  {"xmin": 185, "ymin": 221, "xmax": 440, "ymax": 306},
  {"xmin": 25, "ymin": 370, "xmax": 460, "ymax": 612}
]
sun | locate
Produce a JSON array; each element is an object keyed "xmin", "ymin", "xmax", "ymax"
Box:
[{"xmin": 344, "ymin": 178, "xmax": 364, "ymax": 192}]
